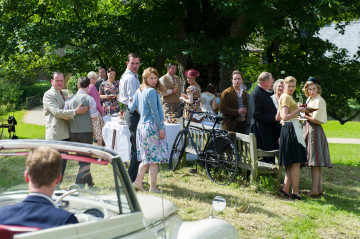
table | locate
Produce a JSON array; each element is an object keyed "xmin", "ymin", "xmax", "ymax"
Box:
[{"xmin": 102, "ymin": 118, "xmax": 181, "ymax": 162}]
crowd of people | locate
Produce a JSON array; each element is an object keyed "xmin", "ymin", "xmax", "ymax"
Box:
[{"xmin": 41, "ymin": 52, "xmax": 331, "ymax": 199}]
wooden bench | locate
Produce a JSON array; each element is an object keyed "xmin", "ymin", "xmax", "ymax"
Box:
[
  {"xmin": 180, "ymin": 119, "xmax": 282, "ymax": 183},
  {"xmin": 0, "ymin": 120, "xmax": 15, "ymax": 139}
]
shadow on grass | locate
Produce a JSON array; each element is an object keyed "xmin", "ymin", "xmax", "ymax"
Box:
[
  {"xmin": 300, "ymin": 164, "xmax": 360, "ymax": 215},
  {"xmin": 162, "ymin": 175, "xmax": 280, "ymax": 219}
]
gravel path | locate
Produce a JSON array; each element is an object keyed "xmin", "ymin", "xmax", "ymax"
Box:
[
  {"xmin": 327, "ymin": 138, "xmax": 360, "ymax": 144},
  {"xmin": 23, "ymin": 105, "xmax": 45, "ymax": 126},
  {"xmin": 22, "ymin": 106, "xmax": 360, "ymax": 144}
]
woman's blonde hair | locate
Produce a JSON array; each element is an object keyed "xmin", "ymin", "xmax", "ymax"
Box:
[
  {"xmin": 284, "ymin": 76, "xmax": 296, "ymax": 84},
  {"xmin": 141, "ymin": 67, "xmax": 166, "ymax": 94},
  {"xmin": 302, "ymin": 81, "xmax": 322, "ymax": 97}
]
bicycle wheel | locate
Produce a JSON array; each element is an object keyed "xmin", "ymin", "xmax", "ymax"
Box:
[
  {"xmin": 205, "ymin": 138, "xmax": 239, "ymax": 185},
  {"xmin": 169, "ymin": 130, "xmax": 187, "ymax": 171}
]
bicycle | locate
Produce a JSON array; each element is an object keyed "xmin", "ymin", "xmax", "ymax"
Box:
[{"xmin": 169, "ymin": 110, "xmax": 239, "ymax": 185}]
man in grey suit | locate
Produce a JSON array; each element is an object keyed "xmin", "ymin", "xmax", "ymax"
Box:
[{"xmin": 43, "ymin": 72, "xmax": 88, "ymax": 178}]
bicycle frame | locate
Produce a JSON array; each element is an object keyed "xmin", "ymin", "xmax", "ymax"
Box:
[{"xmin": 183, "ymin": 111, "xmax": 225, "ymax": 162}]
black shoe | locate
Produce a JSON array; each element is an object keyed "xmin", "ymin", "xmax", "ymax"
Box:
[
  {"xmin": 280, "ymin": 189, "xmax": 290, "ymax": 198},
  {"xmin": 291, "ymin": 194, "xmax": 302, "ymax": 200}
]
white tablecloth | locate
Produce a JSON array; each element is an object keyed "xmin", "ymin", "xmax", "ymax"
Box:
[
  {"xmin": 102, "ymin": 120, "xmax": 131, "ymax": 162},
  {"xmin": 102, "ymin": 119, "xmax": 181, "ymax": 162}
]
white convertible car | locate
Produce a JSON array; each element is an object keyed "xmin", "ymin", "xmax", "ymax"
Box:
[{"xmin": 0, "ymin": 140, "xmax": 238, "ymax": 239}]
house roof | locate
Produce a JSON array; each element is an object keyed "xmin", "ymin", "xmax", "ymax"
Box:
[{"xmin": 317, "ymin": 20, "xmax": 360, "ymax": 59}]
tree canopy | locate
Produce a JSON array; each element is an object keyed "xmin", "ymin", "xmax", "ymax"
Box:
[{"xmin": 0, "ymin": 0, "xmax": 359, "ymax": 123}]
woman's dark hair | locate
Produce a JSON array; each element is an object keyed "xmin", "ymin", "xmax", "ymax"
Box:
[
  {"xmin": 206, "ymin": 83, "xmax": 217, "ymax": 94},
  {"xmin": 107, "ymin": 67, "xmax": 116, "ymax": 73}
]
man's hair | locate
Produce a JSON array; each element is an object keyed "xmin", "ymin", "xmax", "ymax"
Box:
[
  {"xmin": 78, "ymin": 77, "xmax": 90, "ymax": 89},
  {"xmin": 257, "ymin": 72, "xmax": 272, "ymax": 83},
  {"xmin": 166, "ymin": 62, "xmax": 176, "ymax": 69},
  {"xmin": 232, "ymin": 70, "xmax": 243, "ymax": 80},
  {"xmin": 87, "ymin": 71, "xmax": 98, "ymax": 79},
  {"xmin": 98, "ymin": 66, "xmax": 106, "ymax": 71},
  {"xmin": 127, "ymin": 53, "xmax": 140, "ymax": 61},
  {"xmin": 26, "ymin": 146, "xmax": 62, "ymax": 188},
  {"xmin": 52, "ymin": 72, "xmax": 64, "ymax": 80}
]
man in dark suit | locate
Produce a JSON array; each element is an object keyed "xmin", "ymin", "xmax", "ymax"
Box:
[
  {"xmin": 0, "ymin": 146, "xmax": 78, "ymax": 229},
  {"xmin": 249, "ymin": 72, "xmax": 278, "ymax": 164}
]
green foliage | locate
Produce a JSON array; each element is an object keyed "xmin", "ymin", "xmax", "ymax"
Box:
[
  {"xmin": 1, "ymin": 0, "xmax": 360, "ymax": 123},
  {"xmin": 67, "ymin": 73, "xmax": 87, "ymax": 95},
  {"xmin": 21, "ymin": 81, "xmax": 51, "ymax": 99}
]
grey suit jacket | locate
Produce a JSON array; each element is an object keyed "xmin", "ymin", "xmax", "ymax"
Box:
[{"xmin": 43, "ymin": 86, "xmax": 75, "ymax": 140}]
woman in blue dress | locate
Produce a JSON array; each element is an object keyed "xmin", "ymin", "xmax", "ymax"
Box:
[{"xmin": 128, "ymin": 67, "xmax": 168, "ymax": 193}]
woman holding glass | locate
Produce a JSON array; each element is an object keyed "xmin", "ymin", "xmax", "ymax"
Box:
[
  {"xmin": 179, "ymin": 69, "xmax": 201, "ymax": 119},
  {"xmin": 99, "ymin": 68, "xmax": 120, "ymax": 115},
  {"xmin": 279, "ymin": 76, "xmax": 307, "ymax": 200}
]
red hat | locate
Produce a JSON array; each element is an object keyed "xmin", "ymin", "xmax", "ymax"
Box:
[{"xmin": 184, "ymin": 69, "xmax": 200, "ymax": 79}]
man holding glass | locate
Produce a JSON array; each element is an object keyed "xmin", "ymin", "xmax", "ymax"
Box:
[
  {"xmin": 220, "ymin": 70, "xmax": 248, "ymax": 134},
  {"xmin": 159, "ymin": 63, "xmax": 182, "ymax": 116}
]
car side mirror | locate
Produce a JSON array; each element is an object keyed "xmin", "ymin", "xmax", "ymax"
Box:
[{"xmin": 210, "ymin": 196, "xmax": 226, "ymax": 218}]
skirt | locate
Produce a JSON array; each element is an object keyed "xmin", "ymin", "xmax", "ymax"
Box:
[
  {"xmin": 136, "ymin": 121, "xmax": 169, "ymax": 164},
  {"xmin": 279, "ymin": 121, "xmax": 307, "ymax": 166},
  {"xmin": 92, "ymin": 115, "xmax": 104, "ymax": 140},
  {"xmin": 303, "ymin": 122, "xmax": 332, "ymax": 167}
]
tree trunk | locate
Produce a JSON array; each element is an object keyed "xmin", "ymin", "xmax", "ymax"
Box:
[{"xmin": 154, "ymin": 55, "xmax": 166, "ymax": 75}]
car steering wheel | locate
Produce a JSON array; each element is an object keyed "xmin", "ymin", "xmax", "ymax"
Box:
[{"xmin": 55, "ymin": 189, "xmax": 109, "ymax": 219}]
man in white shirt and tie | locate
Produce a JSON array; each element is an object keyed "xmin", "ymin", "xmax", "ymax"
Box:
[{"xmin": 119, "ymin": 53, "xmax": 141, "ymax": 182}]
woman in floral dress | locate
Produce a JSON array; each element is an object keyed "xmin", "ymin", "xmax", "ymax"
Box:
[
  {"xmin": 179, "ymin": 69, "xmax": 201, "ymax": 119},
  {"xmin": 99, "ymin": 68, "xmax": 120, "ymax": 115},
  {"xmin": 128, "ymin": 67, "xmax": 168, "ymax": 193}
]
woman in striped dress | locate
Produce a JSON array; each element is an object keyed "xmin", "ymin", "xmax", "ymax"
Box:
[{"xmin": 302, "ymin": 77, "xmax": 331, "ymax": 197}]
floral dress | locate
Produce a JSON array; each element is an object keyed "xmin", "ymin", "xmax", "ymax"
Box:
[
  {"xmin": 129, "ymin": 88, "xmax": 169, "ymax": 164},
  {"xmin": 183, "ymin": 82, "xmax": 202, "ymax": 119},
  {"xmin": 99, "ymin": 80, "xmax": 120, "ymax": 115}
]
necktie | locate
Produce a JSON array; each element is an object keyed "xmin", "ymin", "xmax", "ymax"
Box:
[{"xmin": 60, "ymin": 91, "xmax": 65, "ymax": 101}]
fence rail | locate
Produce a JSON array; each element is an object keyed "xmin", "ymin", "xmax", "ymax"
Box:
[{"xmin": 25, "ymin": 95, "xmax": 42, "ymax": 109}]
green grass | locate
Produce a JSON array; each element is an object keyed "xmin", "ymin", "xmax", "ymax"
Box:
[
  {"xmin": 0, "ymin": 109, "xmax": 359, "ymax": 238},
  {"xmin": 329, "ymin": 143, "xmax": 360, "ymax": 166},
  {"xmin": 0, "ymin": 110, "xmax": 45, "ymax": 139},
  {"xmin": 323, "ymin": 120, "xmax": 360, "ymax": 138},
  {"xmin": 159, "ymin": 164, "xmax": 360, "ymax": 239}
]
